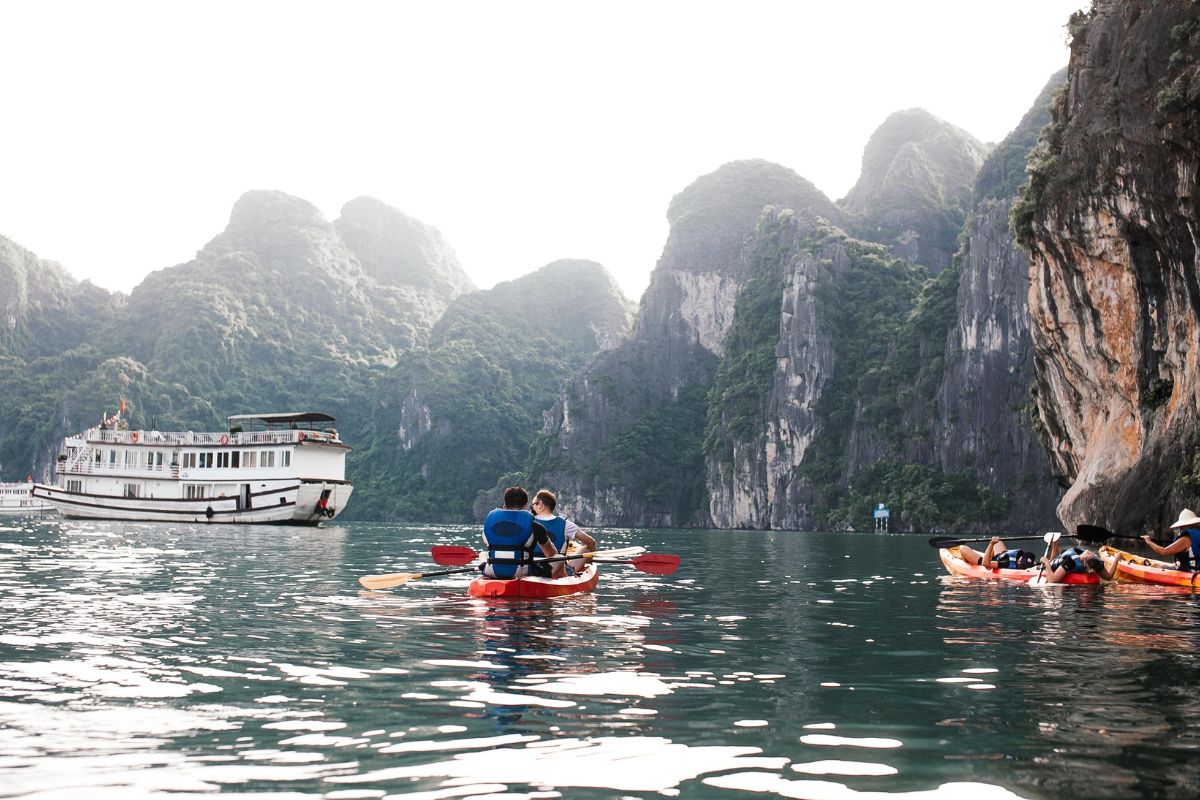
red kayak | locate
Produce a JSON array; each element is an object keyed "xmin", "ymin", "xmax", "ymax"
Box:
[
  {"xmin": 467, "ymin": 563, "xmax": 600, "ymax": 598},
  {"xmin": 939, "ymin": 546, "xmax": 1100, "ymax": 585}
]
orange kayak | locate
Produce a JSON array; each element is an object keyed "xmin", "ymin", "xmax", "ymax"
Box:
[
  {"xmin": 939, "ymin": 546, "xmax": 1100, "ymax": 585},
  {"xmin": 1100, "ymin": 546, "xmax": 1200, "ymax": 587},
  {"xmin": 468, "ymin": 564, "xmax": 600, "ymax": 598}
]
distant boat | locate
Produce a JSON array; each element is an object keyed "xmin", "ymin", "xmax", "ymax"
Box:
[
  {"xmin": 0, "ymin": 480, "xmax": 54, "ymax": 515},
  {"xmin": 32, "ymin": 412, "xmax": 352, "ymax": 525}
]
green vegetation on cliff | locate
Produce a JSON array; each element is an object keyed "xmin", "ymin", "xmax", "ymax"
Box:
[
  {"xmin": 704, "ymin": 216, "xmax": 787, "ymax": 459},
  {"xmin": 798, "ymin": 231, "xmax": 1007, "ymax": 529}
]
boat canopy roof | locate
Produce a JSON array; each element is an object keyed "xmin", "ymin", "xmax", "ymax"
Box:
[{"xmin": 227, "ymin": 412, "xmax": 336, "ymax": 430}]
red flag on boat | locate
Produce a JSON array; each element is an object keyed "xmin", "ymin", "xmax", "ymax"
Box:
[{"xmin": 120, "ymin": 397, "xmax": 126, "ymax": 415}]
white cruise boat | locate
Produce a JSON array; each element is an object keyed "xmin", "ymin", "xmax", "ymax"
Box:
[
  {"xmin": 0, "ymin": 481, "xmax": 54, "ymax": 515},
  {"xmin": 32, "ymin": 412, "xmax": 352, "ymax": 525}
]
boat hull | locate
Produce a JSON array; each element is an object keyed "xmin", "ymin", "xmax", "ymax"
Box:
[
  {"xmin": 468, "ymin": 564, "xmax": 600, "ymax": 598},
  {"xmin": 939, "ymin": 547, "xmax": 1100, "ymax": 585},
  {"xmin": 31, "ymin": 481, "xmax": 351, "ymax": 525},
  {"xmin": 1101, "ymin": 546, "xmax": 1200, "ymax": 587}
]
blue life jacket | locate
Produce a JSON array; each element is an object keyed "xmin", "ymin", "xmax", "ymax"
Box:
[
  {"xmin": 482, "ymin": 509, "xmax": 536, "ymax": 579},
  {"xmin": 994, "ymin": 549, "xmax": 1035, "ymax": 570},
  {"xmin": 538, "ymin": 515, "xmax": 568, "ymax": 554},
  {"xmin": 1172, "ymin": 528, "xmax": 1200, "ymax": 570},
  {"xmin": 1051, "ymin": 546, "xmax": 1090, "ymax": 574}
]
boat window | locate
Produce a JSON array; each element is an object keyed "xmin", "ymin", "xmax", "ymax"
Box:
[
  {"xmin": 67, "ymin": 480, "xmax": 82, "ymax": 493},
  {"xmin": 109, "ymin": 450, "xmax": 116, "ymax": 465},
  {"xmin": 186, "ymin": 485, "xmax": 207, "ymax": 499},
  {"xmin": 200, "ymin": 453, "xmax": 213, "ymax": 469},
  {"xmin": 124, "ymin": 483, "xmax": 140, "ymax": 498},
  {"xmin": 217, "ymin": 452, "xmax": 230, "ymax": 469},
  {"xmin": 245, "ymin": 451, "xmax": 257, "ymax": 468},
  {"xmin": 231, "ymin": 451, "xmax": 240, "ymax": 469},
  {"xmin": 281, "ymin": 451, "xmax": 291, "ymax": 468}
]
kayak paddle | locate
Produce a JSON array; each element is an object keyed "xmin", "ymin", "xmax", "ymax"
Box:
[
  {"xmin": 592, "ymin": 553, "xmax": 681, "ymax": 575},
  {"xmin": 1032, "ymin": 530, "xmax": 1062, "ymax": 583},
  {"xmin": 1075, "ymin": 524, "xmax": 1114, "ymax": 544},
  {"xmin": 431, "ymin": 544, "xmax": 646, "ymax": 566},
  {"xmin": 928, "ymin": 533, "xmax": 1063, "ymax": 549}
]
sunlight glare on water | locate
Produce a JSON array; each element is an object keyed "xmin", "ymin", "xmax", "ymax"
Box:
[{"xmin": 0, "ymin": 518, "xmax": 1198, "ymax": 799}]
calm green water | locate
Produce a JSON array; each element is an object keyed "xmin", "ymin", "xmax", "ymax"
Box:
[{"xmin": 1, "ymin": 517, "xmax": 1198, "ymax": 799}]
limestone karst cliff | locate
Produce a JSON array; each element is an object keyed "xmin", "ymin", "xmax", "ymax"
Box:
[
  {"xmin": 354, "ymin": 259, "xmax": 632, "ymax": 521},
  {"xmin": 526, "ymin": 161, "xmax": 846, "ymax": 527},
  {"xmin": 933, "ymin": 71, "xmax": 1069, "ymax": 534},
  {"xmin": 1018, "ymin": 0, "xmax": 1200, "ymax": 534},
  {"xmin": 842, "ymin": 109, "xmax": 988, "ymax": 274}
]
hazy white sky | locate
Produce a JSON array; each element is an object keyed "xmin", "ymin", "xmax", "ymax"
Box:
[{"xmin": 1, "ymin": 1, "xmax": 1084, "ymax": 302}]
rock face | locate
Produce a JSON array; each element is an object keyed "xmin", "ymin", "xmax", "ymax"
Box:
[
  {"xmin": 335, "ymin": 196, "xmax": 475, "ymax": 298},
  {"xmin": 842, "ymin": 109, "xmax": 988, "ymax": 273},
  {"xmin": 0, "ymin": 236, "xmax": 120, "ymax": 359},
  {"xmin": 935, "ymin": 199, "xmax": 1063, "ymax": 530},
  {"xmin": 1018, "ymin": 0, "xmax": 1200, "ymax": 533},
  {"xmin": 704, "ymin": 209, "xmax": 847, "ymax": 529},
  {"xmin": 356, "ymin": 259, "xmax": 633, "ymax": 522},
  {"xmin": 934, "ymin": 72, "xmax": 1069, "ymax": 533},
  {"xmin": 531, "ymin": 161, "xmax": 844, "ymax": 526}
]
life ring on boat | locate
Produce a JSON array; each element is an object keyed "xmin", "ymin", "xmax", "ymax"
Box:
[
  {"xmin": 130, "ymin": 432, "xmax": 139, "ymax": 444},
  {"xmin": 297, "ymin": 431, "xmax": 306, "ymax": 442},
  {"xmin": 219, "ymin": 434, "xmax": 229, "ymax": 445}
]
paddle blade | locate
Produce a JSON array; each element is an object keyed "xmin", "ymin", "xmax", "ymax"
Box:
[
  {"xmin": 631, "ymin": 553, "xmax": 682, "ymax": 575},
  {"xmin": 1076, "ymin": 524, "xmax": 1113, "ymax": 543},
  {"xmin": 431, "ymin": 545, "xmax": 479, "ymax": 566},
  {"xmin": 1044, "ymin": 531, "xmax": 1062, "ymax": 543},
  {"xmin": 358, "ymin": 572, "xmax": 420, "ymax": 590}
]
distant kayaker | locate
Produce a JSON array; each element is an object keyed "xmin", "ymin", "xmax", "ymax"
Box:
[
  {"xmin": 532, "ymin": 489, "xmax": 597, "ymax": 573},
  {"xmin": 957, "ymin": 536, "xmax": 1037, "ymax": 570},
  {"xmin": 1141, "ymin": 508, "xmax": 1200, "ymax": 570},
  {"xmin": 481, "ymin": 486, "xmax": 565, "ymax": 579},
  {"xmin": 1040, "ymin": 541, "xmax": 1118, "ymax": 583}
]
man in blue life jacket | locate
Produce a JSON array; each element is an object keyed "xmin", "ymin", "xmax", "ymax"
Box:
[
  {"xmin": 532, "ymin": 489, "xmax": 596, "ymax": 573},
  {"xmin": 481, "ymin": 486, "xmax": 565, "ymax": 579},
  {"xmin": 1141, "ymin": 507, "xmax": 1200, "ymax": 570},
  {"xmin": 957, "ymin": 536, "xmax": 1038, "ymax": 570},
  {"xmin": 1040, "ymin": 539, "xmax": 1119, "ymax": 583}
]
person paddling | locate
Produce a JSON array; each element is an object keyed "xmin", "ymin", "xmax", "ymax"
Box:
[
  {"xmin": 481, "ymin": 486, "xmax": 565, "ymax": 580},
  {"xmin": 1141, "ymin": 508, "xmax": 1200, "ymax": 570},
  {"xmin": 957, "ymin": 536, "xmax": 1037, "ymax": 570},
  {"xmin": 1040, "ymin": 540, "xmax": 1118, "ymax": 584},
  {"xmin": 532, "ymin": 489, "xmax": 596, "ymax": 574}
]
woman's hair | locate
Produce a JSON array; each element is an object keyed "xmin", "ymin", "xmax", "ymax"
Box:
[{"xmin": 534, "ymin": 489, "xmax": 557, "ymax": 512}]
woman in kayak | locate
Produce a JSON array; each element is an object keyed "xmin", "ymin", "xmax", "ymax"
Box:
[
  {"xmin": 1140, "ymin": 507, "xmax": 1200, "ymax": 570},
  {"xmin": 532, "ymin": 489, "xmax": 596, "ymax": 574},
  {"xmin": 957, "ymin": 536, "xmax": 1038, "ymax": 570},
  {"xmin": 1040, "ymin": 541, "xmax": 1118, "ymax": 583}
]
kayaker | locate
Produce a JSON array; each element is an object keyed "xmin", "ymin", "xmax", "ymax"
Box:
[
  {"xmin": 481, "ymin": 486, "xmax": 566, "ymax": 579},
  {"xmin": 1040, "ymin": 542, "xmax": 1118, "ymax": 583},
  {"xmin": 1140, "ymin": 508, "xmax": 1200, "ymax": 570},
  {"xmin": 957, "ymin": 536, "xmax": 1037, "ymax": 570},
  {"xmin": 532, "ymin": 489, "xmax": 597, "ymax": 573}
]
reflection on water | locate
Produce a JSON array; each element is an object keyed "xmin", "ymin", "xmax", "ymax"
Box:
[{"xmin": 1, "ymin": 518, "xmax": 1198, "ymax": 798}]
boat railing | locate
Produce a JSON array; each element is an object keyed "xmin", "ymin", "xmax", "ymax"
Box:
[
  {"xmin": 57, "ymin": 461, "xmax": 177, "ymax": 477},
  {"xmin": 85, "ymin": 428, "xmax": 339, "ymax": 446}
]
